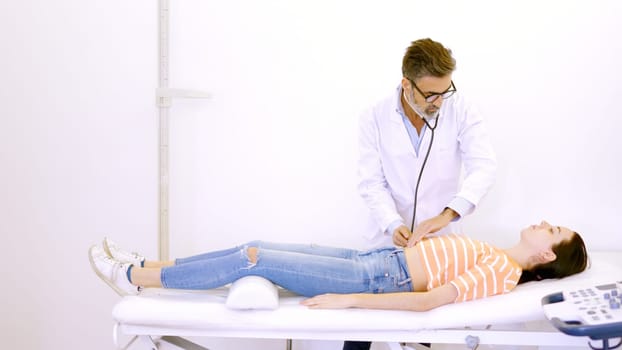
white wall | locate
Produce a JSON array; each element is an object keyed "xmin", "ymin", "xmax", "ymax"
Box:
[
  {"xmin": 1, "ymin": 1, "xmax": 620, "ymax": 350},
  {"xmin": 167, "ymin": 0, "xmax": 622, "ymax": 255},
  {"xmin": 1, "ymin": 0, "xmax": 158, "ymax": 349}
]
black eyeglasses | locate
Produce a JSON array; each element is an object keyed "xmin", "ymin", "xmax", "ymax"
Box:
[{"xmin": 409, "ymin": 79, "xmax": 456, "ymax": 103}]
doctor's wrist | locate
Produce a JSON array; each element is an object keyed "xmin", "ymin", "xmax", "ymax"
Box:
[{"xmin": 440, "ymin": 207, "xmax": 458, "ymax": 221}]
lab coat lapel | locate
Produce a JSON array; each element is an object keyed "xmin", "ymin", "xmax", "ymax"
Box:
[{"xmin": 389, "ymin": 110, "xmax": 417, "ymax": 157}]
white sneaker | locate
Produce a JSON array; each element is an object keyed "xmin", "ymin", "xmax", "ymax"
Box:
[
  {"xmin": 89, "ymin": 245, "xmax": 139, "ymax": 296},
  {"xmin": 102, "ymin": 237, "xmax": 145, "ymax": 266}
]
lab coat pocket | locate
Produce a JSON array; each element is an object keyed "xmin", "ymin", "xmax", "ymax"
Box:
[{"xmin": 433, "ymin": 142, "xmax": 460, "ymax": 182}]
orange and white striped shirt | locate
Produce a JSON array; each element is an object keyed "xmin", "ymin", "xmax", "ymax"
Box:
[{"xmin": 414, "ymin": 234, "xmax": 522, "ymax": 302}]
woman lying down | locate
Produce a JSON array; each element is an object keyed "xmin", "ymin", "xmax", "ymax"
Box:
[{"xmin": 89, "ymin": 221, "xmax": 588, "ymax": 311}]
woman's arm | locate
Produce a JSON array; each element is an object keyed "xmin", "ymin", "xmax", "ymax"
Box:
[{"xmin": 301, "ymin": 283, "xmax": 458, "ymax": 311}]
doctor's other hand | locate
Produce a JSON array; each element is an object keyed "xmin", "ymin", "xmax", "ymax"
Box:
[
  {"xmin": 301, "ymin": 293, "xmax": 354, "ymax": 309},
  {"xmin": 392, "ymin": 225, "xmax": 412, "ymax": 247},
  {"xmin": 407, "ymin": 212, "xmax": 454, "ymax": 247}
]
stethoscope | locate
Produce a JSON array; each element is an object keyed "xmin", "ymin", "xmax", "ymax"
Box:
[{"xmin": 408, "ymin": 108, "xmax": 440, "ymax": 233}]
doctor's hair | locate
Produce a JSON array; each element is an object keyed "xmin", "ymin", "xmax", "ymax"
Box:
[
  {"xmin": 402, "ymin": 38, "xmax": 456, "ymax": 81},
  {"xmin": 518, "ymin": 231, "xmax": 589, "ymax": 284}
]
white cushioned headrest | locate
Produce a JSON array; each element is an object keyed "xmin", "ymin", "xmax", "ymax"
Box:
[{"xmin": 225, "ymin": 276, "xmax": 279, "ymax": 310}]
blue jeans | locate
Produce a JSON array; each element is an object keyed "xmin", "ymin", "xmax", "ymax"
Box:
[{"xmin": 161, "ymin": 241, "xmax": 413, "ymax": 297}]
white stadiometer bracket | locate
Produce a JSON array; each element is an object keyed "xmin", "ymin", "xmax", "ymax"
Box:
[
  {"xmin": 158, "ymin": 0, "xmax": 209, "ymax": 261},
  {"xmin": 156, "ymin": 88, "xmax": 211, "ymax": 108}
]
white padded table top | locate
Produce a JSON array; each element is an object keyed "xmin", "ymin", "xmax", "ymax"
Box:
[{"xmin": 112, "ymin": 252, "xmax": 621, "ymax": 333}]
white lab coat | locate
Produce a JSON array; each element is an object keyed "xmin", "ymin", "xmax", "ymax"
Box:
[{"xmin": 358, "ymin": 89, "xmax": 497, "ymax": 248}]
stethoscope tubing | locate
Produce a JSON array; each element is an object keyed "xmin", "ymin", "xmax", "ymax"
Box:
[{"xmin": 410, "ymin": 116, "xmax": 439, "ymax": 232}]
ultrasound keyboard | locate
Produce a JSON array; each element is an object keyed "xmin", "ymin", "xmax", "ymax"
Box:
[{"xmin": 542, "ymin": 281, "xmax": 622, "ymax": 349}]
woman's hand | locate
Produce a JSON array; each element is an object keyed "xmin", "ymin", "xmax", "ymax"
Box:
[{"xmin": 300, "ymin": 294, "xmax": 356, "ymax": 309}]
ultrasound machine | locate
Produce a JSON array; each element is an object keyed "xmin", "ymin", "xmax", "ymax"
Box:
[{"xmin": 542, "ymin": 281, "xmax": 622, "ymax": 350}]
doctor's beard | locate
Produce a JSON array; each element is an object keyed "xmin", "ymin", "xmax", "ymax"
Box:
[
  {"xmin": 413, "ymin": 103, "xmax": 440, "ymax": 121},
  {"xmin": 404, "ymin": 91, "xmax": 440, "ymax": 121}
]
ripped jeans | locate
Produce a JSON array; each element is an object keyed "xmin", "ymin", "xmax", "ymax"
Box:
[{"xmin": 160, "ymin": 241, "xmax": 413, "ymax": 297}]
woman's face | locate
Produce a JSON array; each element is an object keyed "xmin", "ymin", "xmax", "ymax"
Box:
[{"xmin": 520, "ymin": 220, "xmax": 575, "ymax": 251}]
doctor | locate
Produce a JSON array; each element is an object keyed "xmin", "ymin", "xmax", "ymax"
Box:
[
  {"xmin": 358, "ymin": 38, "xmax": 497, "ymax": 248},
  {"xmin": 346, "ymin": 38, "xmax": 497, "ymax": 350}
]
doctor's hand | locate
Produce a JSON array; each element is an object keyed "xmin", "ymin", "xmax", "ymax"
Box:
[
  {"xmin": 407, "ymin": 209, "xmax": 457, "ymax": 247},
  {"xmin": 392, "ymin": 225, "xmax": 413, "ymax": 247},
  {"xmin": 301, "ymin": 294, "xmax": 355, "ymax": 309}
]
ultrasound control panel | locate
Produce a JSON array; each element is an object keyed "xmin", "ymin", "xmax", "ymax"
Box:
[{"xmin": 542, "ymin": 281, "xmax": 622, "ymax": 341}]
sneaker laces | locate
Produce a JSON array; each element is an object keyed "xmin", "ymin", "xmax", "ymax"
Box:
[{"xmin": 109, "ymin": 258, "xmax": 140, "ymax": 292}]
